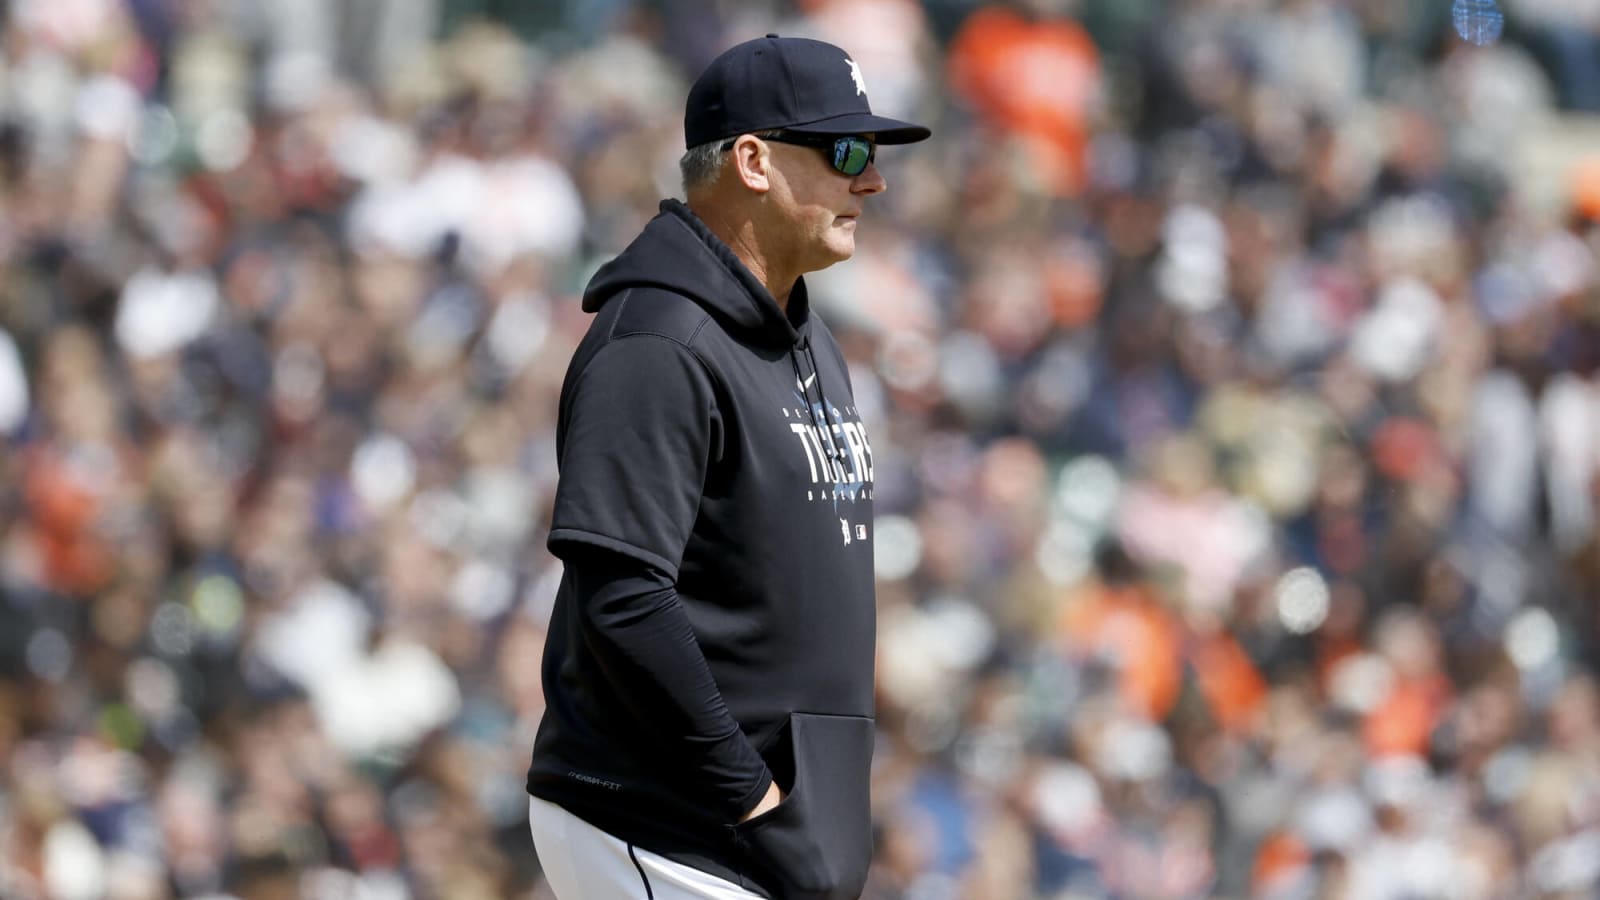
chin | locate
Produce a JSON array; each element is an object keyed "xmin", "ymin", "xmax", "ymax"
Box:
[
  {"xmin": 823, "ymin": 236, "xmax": 856, "ymax": 263},
  {"xmin": 802, "ymin": 245, "xmax": 853, "ymax": 273}
]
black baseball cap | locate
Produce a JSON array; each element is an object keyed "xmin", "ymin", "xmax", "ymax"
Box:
[{"xmin": 684, "ymin": 34, "xmax": 932, "ymax": 149}]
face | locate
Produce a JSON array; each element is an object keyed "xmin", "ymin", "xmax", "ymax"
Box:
[{"xmin": 763, "ymin": 135, "xmax": 887, "ymax": 275}]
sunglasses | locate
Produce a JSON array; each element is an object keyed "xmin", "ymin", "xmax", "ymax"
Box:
[{"xmin": 721, "ymin": 132, "xmax": 877, "ymax": 176}]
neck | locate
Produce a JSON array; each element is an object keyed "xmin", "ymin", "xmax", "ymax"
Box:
[{"xmin": 687, "ymin": 198, "xmax": 797, "ymax": 309}]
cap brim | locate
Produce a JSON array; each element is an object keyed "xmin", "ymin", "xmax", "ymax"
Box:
[{"xmin": 782, "ymin": 112, "xmax": 931, "ymax": 144}]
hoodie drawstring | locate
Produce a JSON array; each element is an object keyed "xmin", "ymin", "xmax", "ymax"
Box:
[
  {"xmin": 806, "ymin": 341, "xmax": 844, "ymax": 464},
  {"xmin": 792, "ymin": 341, "xmax": 845, "ymax": 468}
]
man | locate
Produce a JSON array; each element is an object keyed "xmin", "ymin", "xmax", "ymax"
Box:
[{"xmin": 525, "ymin": 33, "xmax": 930, "ymax": 900}]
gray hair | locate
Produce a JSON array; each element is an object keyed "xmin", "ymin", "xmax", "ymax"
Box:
[
  {"xmin": 679, "ymin": 140, "xmax": 728, "ymax": 194},
  {"xmin": 679, "ymin": 131, "xmax": 784, "ymax": 194}
]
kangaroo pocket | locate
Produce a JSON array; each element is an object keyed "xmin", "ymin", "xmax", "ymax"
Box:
[{"xmin": 730, "ymin": 712, "xmax": 874, "ymax": 900}]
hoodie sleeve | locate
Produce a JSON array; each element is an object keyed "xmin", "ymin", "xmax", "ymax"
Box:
[
  {"xmin": 547, "ymin": 336, "xmax": 772, "ymax": 818},
  {"xmin": 549, "ymin": 335, "xmax": 718, "ymax": 575},
  {"xmin": 562, "ymin": 546, "xmax": 773, "ymax": 820}
]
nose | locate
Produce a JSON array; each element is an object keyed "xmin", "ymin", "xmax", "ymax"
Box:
[{"xmin": 851, "ymin": 162, "xmax": 886, "ymax": 195}]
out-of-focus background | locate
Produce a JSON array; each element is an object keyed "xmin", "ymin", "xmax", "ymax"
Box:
[{"xmin": 3, "ymin": 0, "xmax": 1600, "ymax": 897}]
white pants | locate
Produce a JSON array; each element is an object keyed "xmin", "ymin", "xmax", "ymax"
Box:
[{"xmin": 528, "ymin": 796, "xmax": 764, "ymax": 899}]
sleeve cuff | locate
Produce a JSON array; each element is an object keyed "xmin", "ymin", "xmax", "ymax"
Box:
[
  {"xmin": 548, "ymin": 527, "xmax": 680, "ymax": 580},
  {"xmin": 734, "ymin": 767, "xmax": 775, "ymax": 822}
]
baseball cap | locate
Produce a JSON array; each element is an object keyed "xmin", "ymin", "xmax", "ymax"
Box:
[{"xmin": 684, "ymin": 34, "xmax": 931, "ymax": 148}]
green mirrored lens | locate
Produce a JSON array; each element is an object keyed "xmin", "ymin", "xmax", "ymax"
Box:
[{"xmin": 834, "ymin": 138, "xmax": 873, "ymax": 176}]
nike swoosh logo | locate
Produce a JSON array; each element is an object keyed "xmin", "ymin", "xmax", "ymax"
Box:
[{"xmin": 797, "ymin": 373, "xmax": 816, "ymax": 392}]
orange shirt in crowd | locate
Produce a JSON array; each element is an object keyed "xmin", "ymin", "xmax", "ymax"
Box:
[
  {"xmin": 1061, "ymin": 583, "xmax": 1184, "ymax": 722},
  {"xmin": 948, "ymin": 7, "xmax": 1099, "ymax": 196},
  {"xmin": 1188, "ymin": 628, "xmax": 1268, "ymax": 735},
  {"xmin": 1062, "ymin": 581, "xmax": 1267, "ymax": 733},
  {"xmin": 1364, "ymin": 673, "xmax": 1453, "ymax": 758},
  {"xmin": 22, "ymin": 447, "xmax": 120, "ymax": 597},
  {"xmin": 1252, "ymin": 830, "xmax": 1312, "ymax": 896},
  {"xmin": 1574, "ymin": 157, "xmax": 1600, "ymax": 221}
]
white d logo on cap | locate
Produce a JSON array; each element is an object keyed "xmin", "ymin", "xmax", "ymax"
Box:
[{"xmin": 846, "ymin": 59, "xmax": 867, "ymax": 96}]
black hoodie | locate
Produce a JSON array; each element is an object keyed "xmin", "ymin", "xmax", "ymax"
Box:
[{"xmin": 527, "ymin": 200, "xmax": 878, "ymax": 899}]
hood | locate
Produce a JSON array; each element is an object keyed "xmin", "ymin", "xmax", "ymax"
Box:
[{"xmin": 581, "ymin": 199, "xmax": 808, "ymax": 348}]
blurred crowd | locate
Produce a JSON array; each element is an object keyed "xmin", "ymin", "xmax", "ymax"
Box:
[{"xmin": 4, "ymin": 0, "xmax": 1600, "ymax": 898}]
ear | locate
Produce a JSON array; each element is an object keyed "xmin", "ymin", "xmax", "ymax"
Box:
[{"xmin": 729, "ymin": 135, "xmax": 773, "ymax": 194}]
